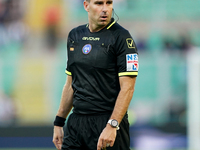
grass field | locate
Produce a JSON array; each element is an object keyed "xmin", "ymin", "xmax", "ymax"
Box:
[
  {"xmin": 0, "ymin": 148, "xmax": 186, "ymax": 150},
  {"xmin": 0, "ymin": 149, "xmax": 56, "ymax": 150}
]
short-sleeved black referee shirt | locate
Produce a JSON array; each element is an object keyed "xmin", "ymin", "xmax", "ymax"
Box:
[{"xmin": 66, "ymin": 18, "xmax": 139, "ymax": 114}]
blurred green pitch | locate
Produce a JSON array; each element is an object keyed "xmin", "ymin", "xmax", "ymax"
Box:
[
  {"xmin": 0, "ymin": 149, "xmax": 56, "ymax": 150},
  {"xmin": 0, "ymin": 147, "xmax": 137, "ymax": 150}
]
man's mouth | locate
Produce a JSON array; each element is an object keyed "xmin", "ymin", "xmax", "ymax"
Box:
[
  {"xmin": 101, "ymin": 16, "xmax": 107, "ymax": 18},
  {"xmin": 100, "ymin": 16, "xmax": 108, "ymax": 21}
]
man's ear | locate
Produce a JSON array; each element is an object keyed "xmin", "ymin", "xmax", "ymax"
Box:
[{"xmin": 84, "ymin": 1, "xmax": 89, "ymax": 12}]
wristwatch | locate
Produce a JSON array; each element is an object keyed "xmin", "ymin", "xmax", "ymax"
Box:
[{"xmin": 107, "ymin": 119, "xmax": 120, "ymax": 130}]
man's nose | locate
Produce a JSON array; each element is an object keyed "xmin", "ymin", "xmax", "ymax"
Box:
[{"xmin": 102, "ymin": 3, "xmax": 108, "ymax": 12}]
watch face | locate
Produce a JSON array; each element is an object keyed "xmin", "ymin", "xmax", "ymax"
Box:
[{"xmin": 111, "ymin": 120, "xmax": 118, "ymax": 127}]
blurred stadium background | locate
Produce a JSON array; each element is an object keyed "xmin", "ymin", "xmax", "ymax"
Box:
[{"xmin": 0, "ymin": 0, "xmax": 200, "ymax": 149}]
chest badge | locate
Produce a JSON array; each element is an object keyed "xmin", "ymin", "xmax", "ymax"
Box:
[{"xmin": 82, "ymin": 44, "xmax": 92, "ymax": 54}]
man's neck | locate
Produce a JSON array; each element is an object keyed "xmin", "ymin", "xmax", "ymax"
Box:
[
  {"xmin": 88, "ymin": 24, "xmax": 107, "ymax": 32},
  {"xmin": 88, "ymin": 19, "xmax": 112, "ymax": 32}
]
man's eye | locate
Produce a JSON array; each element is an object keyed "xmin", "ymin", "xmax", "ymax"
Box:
[{"xmin": 96, "ymin": 2, "xmax": 103, "ymax": 5}]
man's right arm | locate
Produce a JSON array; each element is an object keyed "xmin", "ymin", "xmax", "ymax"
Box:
[
  {"xmin": 56, "ymin": 75, "xmax": 73, "ymax": 118},
  {"xmin": 53, "ymin": 75, "xmax": 73, "ymax": 150}
]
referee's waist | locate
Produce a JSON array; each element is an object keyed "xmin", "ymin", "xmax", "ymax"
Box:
[
  {"xmin": 72, "ymin": 110, "xmax": 112, "ymax": 116},
  {"xmin": 72, "ymin": 110, "xmax": 128, "ymax": 118}
]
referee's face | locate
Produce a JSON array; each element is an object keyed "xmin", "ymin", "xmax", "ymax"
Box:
[{"xmin": 84, "ymin": 0, "xmax": 113, "ymax": 32}]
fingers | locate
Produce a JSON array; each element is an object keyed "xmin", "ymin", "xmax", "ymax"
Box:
[
  {"xmin": 53, "ymin": 135, "xmax": 63, "ymax": 150},
  {"xmin": 58, "ymin": 136, "xmax": 63, "ymax": 150},
  {"xmin": 97, "ymin": 136, "xmax": 106, "ymax": 150},
  {"xmin": 52, "ymin": 138, "xmax": 61, "ymax": 150},
  {"xmin": 97, "ymin": 136, "xmax": 115, "ymax": 150},
  {"xmin": 97, "ymin": 125, "xmax": 117, "ymax": 150},
  {"xmin": 53, "ymin": 126, "xmax": 64, "ymax": 150},
  {"xmin": 109, "ymin": 140, "xmax": 114, "ymax": 147}
]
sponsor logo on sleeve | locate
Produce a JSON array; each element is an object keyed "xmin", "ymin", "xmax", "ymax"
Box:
[
  {"xmin": 126, "ymin": 38, "xmax": 135, "ymax": 49},
  {"xmin": 126, "ymin": 54, "xmax": 139, "ymax": 71},
  {"xmin": 82, "ymin": 44, "xmax": 92, "ymax": 54}
]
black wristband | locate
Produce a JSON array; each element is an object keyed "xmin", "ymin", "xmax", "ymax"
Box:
[{"xmin": 54, "ymin": 116, "xmax": 66, "ymax": 127}]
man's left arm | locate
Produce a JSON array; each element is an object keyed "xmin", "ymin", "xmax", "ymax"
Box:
[{"xmin": 97, "ymin": 76, "xmax": 136, "ymax": 150}]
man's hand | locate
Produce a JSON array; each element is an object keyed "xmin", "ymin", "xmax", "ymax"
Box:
[
  {"xmin": 53, "ymin": 126, "xmax": 64, "ymax": 150},
  {"xmin": 97, "ymin": 124, "xmax": 117, "ymax": 150}
]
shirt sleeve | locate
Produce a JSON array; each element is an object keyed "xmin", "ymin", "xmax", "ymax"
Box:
[
  {"xmin": 114, "ymin": 29, "xmax": 139, "ymax": 77},
  {"xmin": 65, "ymin": 30, "xmax": 75, "ymax": 76}
]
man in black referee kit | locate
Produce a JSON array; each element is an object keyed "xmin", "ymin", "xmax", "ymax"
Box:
[{"xmin": 53, "ymin": 0, "xmax": 139, "ymax": 150}]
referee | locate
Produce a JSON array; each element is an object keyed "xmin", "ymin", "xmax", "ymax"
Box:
[{"xmin": 53, "ymin": 0, "xmax": 139, "ymax": 150}]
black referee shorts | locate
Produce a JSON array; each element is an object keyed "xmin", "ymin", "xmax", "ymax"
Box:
[{"xmin": 62, "ymin": 112, "xmax": 130, "ymax": 150}]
